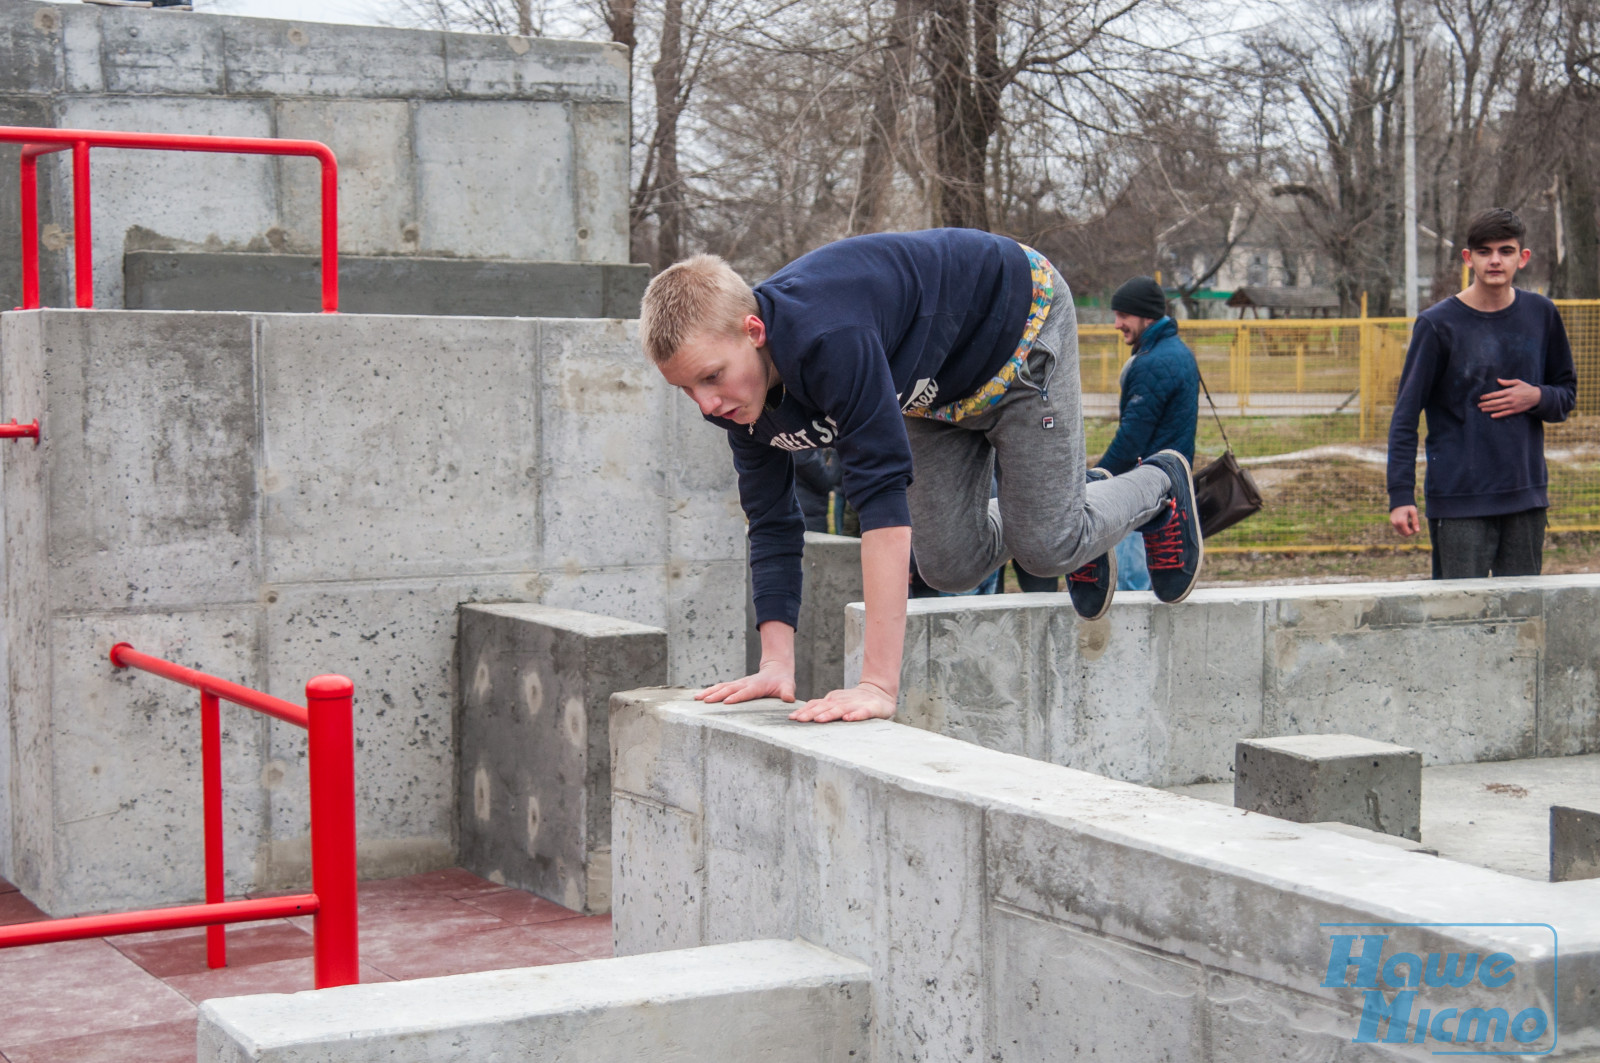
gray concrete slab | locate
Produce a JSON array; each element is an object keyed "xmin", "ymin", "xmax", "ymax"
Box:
[
  {"xmin": 1552, "ymin": 805, "xmax": 1600, "ymax": 882},
  {"xmin": 613, "ymin": 689, "xmax": 1600, "ymax": 1060},
  {"xmin": 457, "ymin": 603, "xmax": 667, "ymax": 913},
  {"xmin": 1235, "ymin": 734, "xmax": 1422, "ymax": 840},
  {"xmin": 1169, "ymin": 753, "xmax": 1600, "ymax": 881},
  {"xmin": 197, "ymin": 939, "xmax": 872, "ymax": 1063},
  {"xmin": 859, "ymin": 577, "xmax": 1600, "ymax": 788}
]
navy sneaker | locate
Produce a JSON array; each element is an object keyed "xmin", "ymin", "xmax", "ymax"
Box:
[
  {"xmin": 1138, "ymin": 450, "xmax": 1204, "ymax": 603},
  {"xmin": 1067, "ymin": 468, "xmax": 1117, "ymax": 620}
]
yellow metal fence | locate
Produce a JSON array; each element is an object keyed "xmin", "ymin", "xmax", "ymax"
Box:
[{"xmin": 1079, "ymin": 301, "xmax": 1600, "ymax": 550}]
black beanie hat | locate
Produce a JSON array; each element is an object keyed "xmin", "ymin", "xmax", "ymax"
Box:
[{"xmin": 1110, "ymin": 276, "xmax": 1168, "ymax": 320}]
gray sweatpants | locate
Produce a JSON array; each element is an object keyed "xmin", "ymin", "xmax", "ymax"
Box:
[{"xmin": 906, "ymin": 268, "xmax": 1172, "ymax": 592}]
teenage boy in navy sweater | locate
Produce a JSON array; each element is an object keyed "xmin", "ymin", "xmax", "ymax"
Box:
[
  {"xmin": 640, "ymin": 229, "xmax": 1203, "ymax": 723},
  {"xmin": 1387, "ymin": 208, "xmax": 1577, "ymax": 577}
]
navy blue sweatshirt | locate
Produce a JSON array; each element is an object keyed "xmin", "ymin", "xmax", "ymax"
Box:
[
  {"xmin": 1387, "ymin": 291, "xmax": 1577, "ymax": 519},
  {"xmin": 704, "ymin": 229, "xmax": 1034, "ymax": 628}
]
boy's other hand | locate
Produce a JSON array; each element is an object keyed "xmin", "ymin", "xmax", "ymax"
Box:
[
  {"xmin": 1389, "ymin": 505, "xmax": 1420, "ymax": 537},
  {"xmin": 696, "ymin": 660, "xmax": 795, "ymax": 704},
  {"xmin": 1478, "ymin": 378, "xmax": 1541, "ymax": 418},
  {"xmin": 788, "ymin": 681, "xmax": 897, "ymax": 723}
]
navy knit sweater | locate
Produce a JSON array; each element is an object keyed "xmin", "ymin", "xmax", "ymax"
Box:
[
  {"xmin": 1386, "ymin": 291, "xmax": 1577, "ymax": 519},
  {"xmin": 1095, "ymin": 316, "xmax": 1198, "ymax": 474},
  {"xmin": 704, "ymin": 229, "xmax": 1033, "ymax": 628}
]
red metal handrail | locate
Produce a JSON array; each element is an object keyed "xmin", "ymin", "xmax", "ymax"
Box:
[
  {"xmin": 0, "ymin": 645, "xmax": 359, "ymax": 990},
  {"xmin": 0, "ymin": 419, "xmax": 38, "ymax": 442},
  {"xmin": 2, "ymin": 126, "xmax": 338, "ymax": 312}
]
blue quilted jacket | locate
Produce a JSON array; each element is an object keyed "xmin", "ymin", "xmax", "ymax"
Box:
[{"xmin": 1096, "ymin": 316, "xmax": 1199, "ymax": 475}]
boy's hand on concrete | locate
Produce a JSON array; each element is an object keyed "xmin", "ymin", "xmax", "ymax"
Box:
[
  {"xmin": 1389, "ymin": 505, "xmax": 1420, "ymax": 537},
  {"xmin": 696, "ymin": 660, "xmax": 796, "ymax": 704},
  {"xmin": 1478, "ymin": 378, "xmax": 1541, "ymax": 418},
  {"xmin": 788, "ymin": 681, "xmax": 897, "ymax": 723}
]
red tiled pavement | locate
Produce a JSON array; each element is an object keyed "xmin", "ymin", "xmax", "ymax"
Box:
[{"xmin": 0, "ymin": 869, "xmax": 610, "ymax": 1063}]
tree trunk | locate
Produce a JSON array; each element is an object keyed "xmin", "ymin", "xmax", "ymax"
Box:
[
  {"xmin": 1555, "ymin": 134, "xmax": 1600, "ymax": 298},
  {"xmin": 651, "ymin": 0, "xmax": 686, "ymax": 266},
  {"xmin": 852, "ymin": 0, "xmax": 917, "ymax": 234},
  {"xmin": 516, "ymin": 0, "xmax": 532, "ymax": 36},
  {"xmin": 927, "ymin": 0, "xmax": 990, "ymax": 230}
]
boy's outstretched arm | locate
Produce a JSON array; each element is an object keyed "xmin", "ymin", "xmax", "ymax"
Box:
[{"xmin": 789, "ymin": 524, "xmax": 910, "ymax": 723}]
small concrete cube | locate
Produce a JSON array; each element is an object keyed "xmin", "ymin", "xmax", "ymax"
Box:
[
  {"xmin": 457, "ymin": 604, "xmax": 667, "ymax": 914},
  {"xmin": 1551, "ymin": 805, "xmax": 1600, "ymax": 882},
  {"xmin": 1235, "ymin": 734, "xmax": 1422, "ymax": 840}
]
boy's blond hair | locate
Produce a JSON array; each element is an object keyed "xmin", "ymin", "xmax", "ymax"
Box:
[{"xmin": 639, "ymin": 254, "xmax": 758, "ymax": 365}]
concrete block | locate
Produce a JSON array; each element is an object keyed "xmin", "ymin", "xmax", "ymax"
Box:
[
  {"xmin": 572, "ymin": 101, "xmax": 631, "ymax": 263},
  {"xmin": 273, "ymin": 99, "xmax": 415, "ymax": 257},
  {"xmin": 40, "ymin": 311, "xmax": 260, "ymax": 612},
  {"xmin": 256, "ymin": 313, "xmax": 539, "ymax": 584},
  {"xmin": 925, "ymin": 597, "xmax": 1046, "ymax": 758},
  {"xmin": 1053, "ymin": 597, "xmax": 1164, "ymax": 782},
  {"xmin": 441, "ymin": 33, "xmax": 629, "ymax": 102},
  {"xmin": 122, "ymin": 251, "xmax": 652, "ymax": 318},
  {"xmin": 611, "ymin": 791, "xmax": 705, "ymax": 954},
  {"xmin": 666, "ymin": 560, "xmax": 747, "ymax": 688},
  {"xmin": 197, "ymin": 939, "xmax": 873, "ymax": 1063},
  {"xmin": 703, "ymin": 727, "xmax": 797, "ymax": 943},
  {"xmin": 1235, "ymin": 734, "xmax": 1422, "ymax": 840},
  {"xmin": 97, "ymin": 6, "xmax": 226, "ymax": 95},
  {"xmin": 456, "ymin": 603, "xmax": 667, "ymax": 913},
  {"xmin": 52, "ymin": 95, "xmax": 277, "ymax": 309},
  {"xmin": 1264, "ymin": 586, "xmax": 1540, "ymax": 765},
  {"xmin": 1552, "ymin": 805, "xmax": 1600, "ymax": 882},
  {"xmin": 220, "ymin": 18, "xmax": 447, "ymax": 98},
  {"xmin": 792, "ymin": 533, "xmax": 863, "ymax": 702},
  {"xmin": 1161, "ymin": 598, "xmax": 1266, "ymax": 784},
  {"xmin": 414, "ymin": 100, "xmax": 575, "ymax": 260},
  {"xmin": 1537, "ymin": 580, "xmax": 1600, "ymax": 756},
  {"xmin": 0, "ymin": 3, "xmax": 61, "ymax": 95},
  {"xmin": 666, "ymin": 388, "xmax": 742, "ymax": 565},
  {"xmin": 58, "ymin": 2, "xmax": 102, "ymax": 94}
]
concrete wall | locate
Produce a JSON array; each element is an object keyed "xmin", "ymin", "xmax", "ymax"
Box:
[
  {"xmin": 198, "ymin": 939, "xmax": 872, "ymax": 1063},
  {"xmin": 456, "ymin": 603, "xmax": 667, "ymax": 914},
  {"xmin": 0, "ymin": 308, "xmax": 742, "ymax": 915},
  {"xmin": 0, "ymin": 0, "xmax": 630, "ymax": 311},
  {"xmin": 849, "ymin": 578, "xmax": 1600, "ymax": 787},
  {"xmin": 611, "ymin": 689, "xmax": 1600, "ymax": 1061},
  {"xmin": 124, "ymin": 251, "xmax": 651, "ymax": 318}
]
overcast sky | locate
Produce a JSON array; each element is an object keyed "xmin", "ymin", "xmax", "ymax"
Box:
[{"xmin": 193, "ymin": 0, "xmax": 388, "ymax": 27}]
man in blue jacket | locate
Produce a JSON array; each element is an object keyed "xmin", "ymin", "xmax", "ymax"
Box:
[
  {"xmin": 639, "ymin": 230, "xmax": 1205, "ymax": 723},
  {"xmin": 1094, "ymin": 276, "xmax": 1199, "ymax": 590},
  {"xmin": 1387, "ymin": 208, "xmax": 1577, "ymax": 577}
]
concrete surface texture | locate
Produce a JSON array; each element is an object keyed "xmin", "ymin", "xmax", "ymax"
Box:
[
  {"xmin": 196, "ymin": 938, "xmax": 873, "ymax": 1063},
  {"xmin": 1, "ymin": 0, "xmax": 630, "ymax": 311},
  {"xmin": 1235, "ymin": 734, "xmax": 1422, "ymax": 840},
  {"xmin": 1172, "ymin": 752, "xmax": 1600, "ymax": 882},
  {"xmin": 456, "ymin": 603, "xmax": 667, "ymax": 914},
  {"xmin": 1552, "ymin": 805, "xmax": 1600, "ymax": 882},
  {"xmin": 124, "ymin": 252, "xmax": 652, "ymax": 318},
  {"xmin": 611, "ymin": 688, "xmax": 1600, "ymax": 1061},
  {"xmin": 852, "ymin": 577, "xmax": 1600, "ymax": 787},
  {"xmin": 0, "ymin": 308, "xmax": 742, "ymax": 916}
]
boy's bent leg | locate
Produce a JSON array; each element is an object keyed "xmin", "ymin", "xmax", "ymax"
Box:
[
  {"xmin": 905, "ymin": 417, "xmax": 1006, "ymax": 592},
  {"xmin": 1491, "ymin": 508, "xmax": 1546, "ymax": 576},
  {"xmin": 982, "ymin": 279, "xmax": 1168, "ymax": 576}
]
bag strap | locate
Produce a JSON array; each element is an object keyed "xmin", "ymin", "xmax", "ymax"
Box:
[{"xmin": 1195, "ymin": 366, "xmax": 1234, "ymax": 454}]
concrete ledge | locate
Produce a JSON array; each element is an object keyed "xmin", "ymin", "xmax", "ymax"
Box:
[
  {"xmin": 457, "ymin": 603, "xmax": 667, "ymax": 912},
  {"xmin": 197, "ymin": 939, "xmax": 871, "ymax": 1062},
  {"xmin": 852, "ymin": 577, "xmax": 1600, "ymax": 786},
  {"xmin": 125, "ymin": 251, "xmax": 651, "ymax": 318},
  {"xmin": 1235, "ymin": 734, "xmax": 1422, "ymax": 840},
  {"xmin": 612, "ymin": 689, "xmax": 1600, "ymax": 1059}
]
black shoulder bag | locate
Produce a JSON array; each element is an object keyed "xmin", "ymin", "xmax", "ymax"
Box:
[{"xmin": 1192, "ymin": 370, "xmax": 1264, "ymax": 539}]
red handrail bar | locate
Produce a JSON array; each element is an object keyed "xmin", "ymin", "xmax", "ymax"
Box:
[
  {"xmin": 0, "ymin": 894, "xmax": 318, "ymax": 949},
  {"xmin": 110, "ymin": 642, "xmax": 309, "ymax": 727},
  {"xmin": 3, "ymin": 126, "xmax": 338, "ymax": 312},
  {"xmin": 0, "ymin": 420, "xmax": 38, "ymax": 441},
  {"xmin": 0, "ymin": 646, "xmax": 359, "ymax": 990}
]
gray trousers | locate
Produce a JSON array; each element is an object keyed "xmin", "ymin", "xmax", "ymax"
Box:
[
  {"xmin": 1428, "ymin": 508, "xmax": 1547, "ymax": 579},
  {"xmin": 906, "ymin": 269, "xmax": 1171, "ymax": 592}
]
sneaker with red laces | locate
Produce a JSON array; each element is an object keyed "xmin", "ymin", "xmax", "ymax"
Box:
[
  {"xmin": 1138, "ymin": 450, "xmax": 1204, "ymax": 603},
  {"xmin": 1068, "ymin": 468, "xmax": 1117, "ymax": 620}
]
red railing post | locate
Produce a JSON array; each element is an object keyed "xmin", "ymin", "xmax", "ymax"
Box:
[
  {"xmin": 200, "ymin": 690, "xmax": 226, "ymax": 970},
  {"xmin": 306, "ymin": 674, "xmax": 358, "ymax": 989},
  {"xmin": 71, "ymin": 139, "xmax": 92, "ymax": 308},
  {"xmin": 319, "ymin": 155, "xmax": 339, "ymax": 313},
  {"xmin": 19, "ymin": 152, "xmax": 40, "ymax": 310}
]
